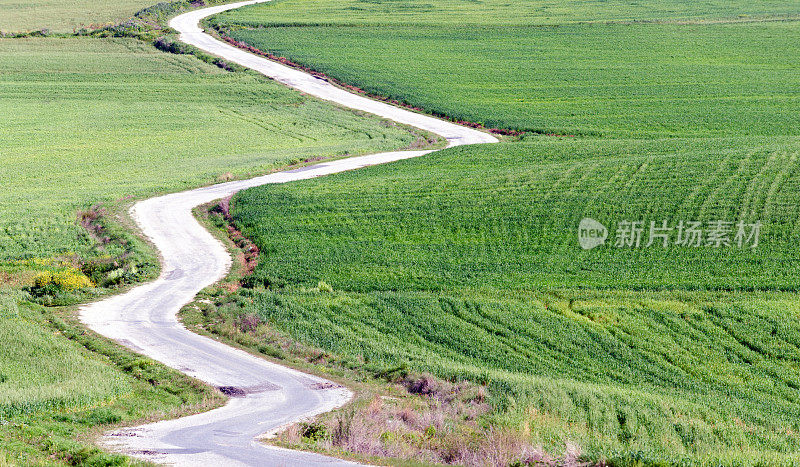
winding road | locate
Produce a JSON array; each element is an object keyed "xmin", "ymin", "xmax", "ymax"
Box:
[{"xmin": 79, "ymin": 1, "xmax": 497, "ymax": 465}]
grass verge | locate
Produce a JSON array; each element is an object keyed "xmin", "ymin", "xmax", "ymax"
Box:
[{"xmin": 0, "ymin": 293, "xmax": 225, "ymax": 465}]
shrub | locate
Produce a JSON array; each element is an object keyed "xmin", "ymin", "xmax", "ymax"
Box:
[
  {"xmin": 32, "ymin": 269, "xmax": 93, "ymax": 294},
  {"xmin": 213, "ymin": 58, "xmax": 237, "ymax": 72},
  {"xmin": 241, "ymin": 273, "xmax": 285, "ymax": 290},
  {"xmin": 81, "ymin": 255, "xmax": 145, "ymax": 288},
  {"xmin": 237, "ymin": 313, "xmax": 262, "ymax": 333},
  {"xmin": 404, "ymin": 374, "xmax": 441, "ymax": 397},
  {"xmin": 299, "ymin": 421, "xmax": 329, "ymax": 442},
  {"xmin": 153, "ymin": 36, "xmax": 192, "ymax": 54}
]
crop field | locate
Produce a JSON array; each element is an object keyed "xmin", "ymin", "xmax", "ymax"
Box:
[
  {"xmin": 219, "ymin": 0, "xmax": 800, "ymax": 464},
  {"xmin": 233, "ymin": 138, "xmax": 800, "ymax": 291},
  {"xmin": 217, "ymin": 0, "xmax": 800, "ymax": 26},
  {"xmin": 0, "ymin": 0, "xmax": 156, "ymax": 33},
  {"xmin": 0, "ymin": 37, "xmax": 416, "ymax": 266},
  {"xmin": 212, "ymin": 2, "xmax": 800, "ymax": 135},
  {"xmin": 0, "ymin": 0, "xmax": 798, "ymax": 463},
  {"xmin": 229, "ymin": 137, "xmax": 800, "ymax": 464},
  {"xmin": 227, "ymin": 287, "xmax": 800, "ymax": 464}
]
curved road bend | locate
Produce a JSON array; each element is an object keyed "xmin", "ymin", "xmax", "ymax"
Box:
[{"xmin": 80, "ymin": 1, "xmax": 498, "ymax": 466}]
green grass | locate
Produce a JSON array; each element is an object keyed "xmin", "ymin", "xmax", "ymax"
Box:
[
  {"xmin": 0, "ymin": 289, "xmax": 224, "ymax": 465},
  {"xmin": 0, "ymin": 294, "xmax": 127, "ymax": 419},
  {"xmin": 227, "ymin": 141, "xmax": 800, "ymax": 464},
  {"xmin": 216, "ymin": 0, "xmax": 800, "ymax": 463},
  {"xmin": 0, "ymin": 37, "xmax": 417, "ymax": 264},
  {"xmin": 232, "ymin": 138, "xmax": 800, "ymax": 291},
  {"xmin": 1, "ymin": 0, "xmax": 797, "ymax": 463},
  {"xmin": 216, "ymin": 0, "xmax": 800, "ymax": 26},
  {"xmin": 227, "ymin": 288, "xmax": 800, "ymax": 465},
  {"xmin": 0, "ymin": 0, "xmax": 157, "ymax": 33},
  {"xmin": 212, "ymin": 5, "xmax": 800, "ymax": 135}
]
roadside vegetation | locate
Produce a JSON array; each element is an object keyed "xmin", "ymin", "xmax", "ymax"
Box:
[
  {"xmin": 201, "ymin": 0, "xmax": 800, "ymax": 465},
  {"xmin": 0, "ymin": 290, "xmax": 224, "ymax": 465}
]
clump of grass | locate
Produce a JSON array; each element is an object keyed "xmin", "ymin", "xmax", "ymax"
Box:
[
  {"xmin": 0, "ymin": 290, "xmax": 21, "ymax": 318},
  {"xmin": 299, "ymin": 421, "xmax": 329, "ymax": 443},
  {"xmin": 153, "ymin": 35, "xmax": 193, "ymax": 54},
  {"xmin": 237, "ymin": 313, "xmax": 262, "ymax": 333},
  {"xmin": 273, "ymin": 374, "xmax": 555, "ymax": 466}
]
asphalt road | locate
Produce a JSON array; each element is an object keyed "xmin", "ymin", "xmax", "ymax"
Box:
[{"xmin": 80, "ymin": 1, "xmax": 497, "ymax": 465}]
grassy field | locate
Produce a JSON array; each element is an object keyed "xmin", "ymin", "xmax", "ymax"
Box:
[
  {"xmin": 220, "ymin": 287, "xmax": 800, "ymax": 465},
  {"xmin": 0, "ymin": 37, "xmax": 417, "ymax": 266},
  {"xmin": 232, "ymin": 137, "xmax": 800, "ymax": 291},
  {"xmin": 215, "ymin": 0, "xmax": 800, "ymax": 26},
  {"xmin": 1, "ymin": 0, "xmax": 798, "ymax": 463},
  {"xmin": 226, "ymin": 140, "xmax": 800, "ymax": 464},
  {"xmin": 211, "ymin": 0, "xmax": 800, "ymax": 464},
  {"xmin": 212, "ymin": 2, "xmax": 800, "ymax": 135},
  {"xmin": 0, "ymin": 6, "xmax": 428, "ymax": 463},
  {"xmin": 0, "ymin": 0, "xmax": 157, "ymax": 33}
]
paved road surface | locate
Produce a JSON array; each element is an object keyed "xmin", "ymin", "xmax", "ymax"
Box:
[{"xmin": 80, "ymin": 1, "xmax": 497, "ymax": 465}]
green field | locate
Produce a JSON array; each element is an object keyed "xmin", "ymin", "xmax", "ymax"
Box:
[
  {"xmin": 2, "ymin": 0, "xmax": 800, "ymax": 463},
  {"xmin": 226, "ymin": 288, "xmax": 800, "ymax": 465},
  {"xmin": 228, "ymin": 139, "xmax": 800, "ymax": 464},
  {"xmin": 215, "ymin": 0, "xmax": 800, "ymax": 26},
  {"xmin": 0, "ymin": 37, "xmax": 417, "ymax": 264},
  {"xmin": 232, "ymin": 138, "xmax": 800, "ymax": 292},
  {"xmin": 0, "ymin": 0, "xmax": 157, "ymax": 33},
  {"xmin": 215, "ymin": 0, "xmax": 800, "ymax": 464},
  {"xmin": 212, "ymin": 2, "xmax": 800, "ymax": 135},
  {"xmin": 0, "ymin": 10, "xmax": 424, "ymax": 463}
]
